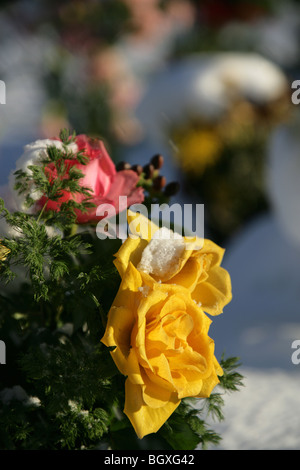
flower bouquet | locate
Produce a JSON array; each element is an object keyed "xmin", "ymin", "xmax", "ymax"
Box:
[{"xmin": 0, "ymin": 129, "xmax": 243, "ymax": 451}]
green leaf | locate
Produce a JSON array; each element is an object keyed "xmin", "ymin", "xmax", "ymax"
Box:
[
  {"xmin": 219, "ymin": 355, "xmax": 244, "ymax": 392},
  {"xmin": 160, "ymin": 413, "xmax": 201, "ymax": 450}
]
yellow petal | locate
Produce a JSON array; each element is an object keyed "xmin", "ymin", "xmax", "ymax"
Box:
[
  {"xmin": 166, "ymin": 257, "xmax": 202, "ymax": 291},
  {"xmin": 213, "ymin": 356, "xmax": 224, "ymax": 377},
  {"xmin": 133, "ymin": 289, "xmax": 169, "ymax": 370},
  {"xmin": 192, "ymin": 266, "xmax": 232, "ymax": 316},
  {"xmin": 171, "ymin": 370, "xmax": 204, "ymax": 399},
  {"xmin": 113, "ymin": 262, "xmax": 143, "ymax": 310},
  {"xmin": 167, "ymin": 344, "xmax": 208, "ymax": 375},
  {"xmin": 146, "ymin": 321, "xmax": 171, "ymax": 350},
  {"xmin": 184, "ymin": 297, "xmax": 212, "ymax": 336},
  {"xmin": 114, "ymin": 237, "xmax": 148, "ymax": 278},
  {"xmin": 101, "ymin": 263, "xmax": 142, "ymax": 375},
  {"xmin": 194, "ymin": 239, "xmax": 225, "ymax": 268},
  {"xmin": 126, "ymin": 347, "xmax": 144, "ymax": 385},
  {"xmin": 0, "ymin": 242, "xmax": 10, "ymax": 262},
  {"xmin": 162, "ymin": 311, "xmax": 194, "ymax": 343},
  {"xmin": 198, "ymin": 376, "xmax": 219, "ymax": 397},
  {"xmin": 101, "ymin": 306, "xmax": 134, "ymax": 377},
  {"xmin": 197, "ymin": 342, "xmax": 223, "ymax": 397},
  {"xmin": 158, "ymin": 294, "xmax": 186, "ymax": 321},
  {"xmin": 127, "ymin": 209, "xmax": 159, "ymax": 241},
  {"xmin": 141, "ymin": 370, "xmax": 173, "ymax": 409},
  {"xmin": 124, "ymin": 379, "xmax": 180, "ymax": 439},
  {"xmin": 198, "ymin": 368, "xmax": 221, "ymax": 398},
  {"xmin": 144, "ymin": 353, "xmax": 175, "ymax": 390}
]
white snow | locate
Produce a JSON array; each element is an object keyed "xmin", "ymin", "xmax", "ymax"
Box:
[
  {"xmin": 206, "ymin": 367, "xmax": 300, "ymax": 450},
  {"xmin": 0, "ymin": 385, "xmax": 41, "ymax": 407},
  {"xmin": 137, "ymin": 227, "xmax": 186, "ymax": 281},
  {"xmin": 134, "ymin": 52, "xmax": 288, "ymax": 147},
  {"xmin": 202, "ymin": 214, "xmax": 300, "ymax": 450},
  {"xmin": 138, "ymin": 285, "xmax": 151, "ymax": 297}
]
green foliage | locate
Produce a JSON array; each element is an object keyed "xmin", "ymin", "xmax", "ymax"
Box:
[
  {"xmin": 219, "ymin": 355, "xmax": 244, "ymax": 392},
  {"xmin": 160, "ymin": 403, "xmax": 221, "ymax": 450}
]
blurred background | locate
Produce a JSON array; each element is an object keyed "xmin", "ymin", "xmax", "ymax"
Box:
[{"xmin": 1, "ymin": 0, "xmax": 300, "ymax": 449}]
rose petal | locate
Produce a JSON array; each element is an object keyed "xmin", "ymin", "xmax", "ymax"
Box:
[
  {"xmin": 166, "ymin": 257, "xmax": 202, "ymax": 291},
  {"xmin": 171, "ymin": 370, "xmax": 204, "ymax": 399},
  {"xmin": 124, "ymin": 379, "xmax": 180, "ymax": 439},
  {"xmin": 76, "ymin": 135, "xmax": 115, "ymax": 171},
  {"xmin": 197, "ymin": 356, "xmax": 223, "ymax": 398},
  {"xmin": 133, "ymin": 289, "xmax": 169, "ymax": 370},
  {"xmin": 106, "ymin": 170, "xmax": 144, "ymax": 206},
  {"xmin": 114, "ymin": 237, "xmax": 148, "ymax": 278},
  {"xmin": 101, "ymin": 306, "xmax": 134, "ymax": 377},
  {"xmin": 127, "ymin": 209, "xmax": 160, "ymax": 242},
  {"xmin": 141, "ymin": 370, "xmax": 173, "ymax": 409},
  {"xmin": 192, "ymin": 265, "xmax": 232, "ymax": 316},
  {"xmin": 101, "ymin": 263, "xmax": 142, "ymax": 375},
  {"xmin": 79, "ymin": 158, "xmax": 112, "ymax": 196},
  {"xmin": 193, "ymin": 239, "xmax": 225, "ymax": 267}
]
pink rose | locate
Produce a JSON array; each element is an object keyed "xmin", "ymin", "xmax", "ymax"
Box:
[{"xmin": 37, "ymin": 135, "xmax": 144, "ymax": 224}]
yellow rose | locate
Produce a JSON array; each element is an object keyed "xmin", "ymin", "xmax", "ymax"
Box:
[
  {"xmin": 101, "ymin": 262, "xmax": 223, "ymax": 439},
  {"xmin": 114, "ymin": 211, "xmax": 232, "ymax": 317}
]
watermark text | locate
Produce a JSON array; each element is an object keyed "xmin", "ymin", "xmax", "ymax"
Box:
[
  {"xmin": 0, "ymin": 340, "xmax": 6, "ymax": 364},
  {"xmin": 0, "ymin": 80, "xmax": 5, "ymax": 104},
  {"xmin": 95, "ymin": 198, "xmax": 204, "ymax": 246},
  {"xmin": 291, "ymin": 340, "xmax": 300, "ymax": 365}
]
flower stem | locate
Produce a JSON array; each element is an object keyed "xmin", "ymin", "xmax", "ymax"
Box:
[
  {"xmin": 91, "ymin": 293, "xmax": 107, "ymax": 328},
  {"xmin": 36, "ymin": 201, "xmax": 48, "ymax": 224}
]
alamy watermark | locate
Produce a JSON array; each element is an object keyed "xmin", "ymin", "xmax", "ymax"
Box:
[
  {"xmin": 0, "ymin": 80, "xmax": 5, "ymax": 104},
  {"xmin": 95, "ymin": 198, "xmax": 204, "ymax": 247},
  {"xmin": 291, "ymin": 340, "xmax": 300, "ymax": 365},
  {"xmin": 0, "ymin": 340, "xmax": 6, "ymax": 364}
]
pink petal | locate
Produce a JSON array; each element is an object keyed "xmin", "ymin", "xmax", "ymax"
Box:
[
  {"xmin": 106, "ymin": 170, "xmax": 142, "ymax": 201},
  {"xmin": 76, "ymin": 135, "xmax": 116, "ymax": 174},
  {"xmin": 97, "ymin": 141, "xmax": 116, "ymax": 177},
  {"xmin": 78, "ymin": 159, "xmax": 111, "ymax": 196},
  {"xmin": 75, "ymin": 170, "xmax": 144, "ymax": 224}
]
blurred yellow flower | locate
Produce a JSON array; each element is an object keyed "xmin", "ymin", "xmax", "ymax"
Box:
[
  {"xmin": 114, "ymin": 211, "xmax": 232, "ymax": 317},
  {"xmin": 0, "ymin": 241, "xmax": 10, "ymax": 263},
  {"xmin": 173, "ymin": 127, "xmax": 222, "ymax": 175},
  {"xmin": 101, "ymin": 262, "xmax": 223, "ymax": 439}
]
